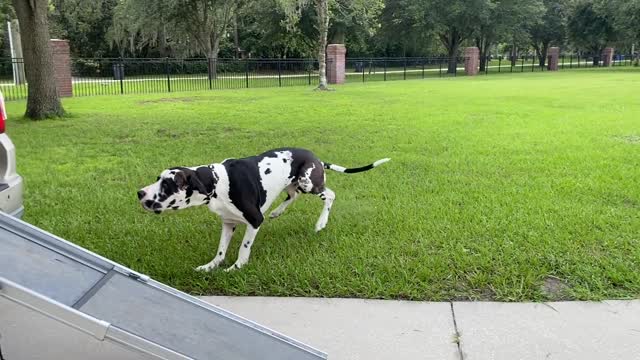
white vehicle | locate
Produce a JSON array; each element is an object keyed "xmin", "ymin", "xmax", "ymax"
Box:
[{"xmin": 0, "ymin": 90, "xmax": 23, "ymax": 218}]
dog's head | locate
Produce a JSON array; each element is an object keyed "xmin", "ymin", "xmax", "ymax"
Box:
[{"xmin": 137, "ymin": 167, "xmax": 215, "ymax": 214}]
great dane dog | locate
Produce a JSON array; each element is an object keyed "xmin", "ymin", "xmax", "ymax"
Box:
[{"xmin": 138, "ymin": 148, "xmax": 389, "ymax": 271}]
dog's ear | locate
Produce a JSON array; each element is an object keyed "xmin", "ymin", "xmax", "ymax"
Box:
[
  {"xmin": 189, "ymin": 173, "xmax": 209, "ymax": 195},
  {"xmin": 174, "ymin": 171, "xmax": 188, "ymax": 190}
]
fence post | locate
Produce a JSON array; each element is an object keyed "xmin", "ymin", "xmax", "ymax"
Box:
[
  {"xmin": 498, "ymin": 57, "xmax": 501, "ymax": 73},
  {"xmin": 49, "ymin": 39, "xmax": 73, "ymax": 97},
  {"xmin": 548, "ymin": 47, "xmax": 559, "ymax": 71},
  {"xmin": 439, "ymin": 59, "xmax": 443, "ymax": 77},
  {"xmin": 362, "ymin": 60, "xmax": 365, "ymax": 82},
  {"xmin": 464, "ymin": 47, "xmax": 480, "ymax": 76},
  {"xmin": 602, "ymin": 47, "xmax": 614, "ymax": 67},
  {"xmin": 521, "ymin": 56, "xmax": 525, "ymax": 72},
  {"xmin": 384, "ymin": 59, "xmax": 387, "ymax": 81},
  {"xmin": 165, "ymin": 57, "xmax": 171, "ymax": 92},
  {"xmin": 278, "ymin": 61, "xmax": 282, "ymax": 87},
  {"xmin": 485, "ymin": 56, "xmax": 489, "ymax": 75},
  {"xmin": 326, "ymin": 44, "xmax": 346, "ymax": 84},
  {"xmin": 119, "ymin": 57, "xmax": 124, "ymax": 94},
  {"xmin": 245, "ymin": 60, "xmax": 249, "ymax": 88},
  {"xmin": 422, "ymin": 59, "xmax": 425, "ymax": 78},
  {"xmin": 308, "ymin": 62, "xmax": 312, "ymax": 85}
]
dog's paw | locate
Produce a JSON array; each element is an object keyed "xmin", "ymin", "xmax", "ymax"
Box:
[
  {"xmin": 269, "ymin": 210, "xmax": 282, "ymax": 219},
  {"xmin": 224, "ymin": 264, "xmax": 240, "ymax": 272},
  {"xmin": 195, "ymin": 263, "xmax": 217, "ymax": 272},
  {"xmin": 315, "ymin": 221, "xmax": 327, "ymax": 233}
]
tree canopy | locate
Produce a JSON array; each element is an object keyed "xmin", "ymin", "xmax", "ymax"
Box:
[{"xmin": 0, "ymin": 0, "xmax": 636, "ymax": 61}]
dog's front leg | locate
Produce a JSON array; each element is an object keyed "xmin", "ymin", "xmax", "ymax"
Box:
[
  {"xmin": 224, "ymin": 226, "xmax": 260, "ymax": 272},
  {"xmin": 196, "ymin": 222, "xmax": 236, "ymax": 272}
]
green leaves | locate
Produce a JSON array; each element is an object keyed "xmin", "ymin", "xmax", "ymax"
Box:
[{"xmin": 567, "ymin": 0, "xmax": 617, "ymax": 54}]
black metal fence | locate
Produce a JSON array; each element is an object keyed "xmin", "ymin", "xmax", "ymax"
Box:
[
  {"xmin": 345, "ymin": 53, "xmax": 636, "ymax": 82},
  {"xmin": 69, "ymin": 58, "xmax": 319, "ymax": 98},
  {"xmin": 0, "ymin": 54, "xmax": 636, "ymax": 101}
]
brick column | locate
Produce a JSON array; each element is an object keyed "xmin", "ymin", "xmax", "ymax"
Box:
[
  {"xmin": 49, "ymin": 39, "xmax": 73, "ymax": 97},
  {"xmin": 547, "ymin": 47, "xmax": 560, "ymax": 71},
  {"xmin": 464, "ymin": 47, "xmax": 479, "ymax": 76},
  {"xmin": 326, "ymin": 44, "xmax": 346, "ymax": 84},
  {"xmin": 602, "ymin": 47, "xmax": 614, "ymax": 67}
]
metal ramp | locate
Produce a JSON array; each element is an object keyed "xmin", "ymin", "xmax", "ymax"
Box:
[{"xmin": 0, "ymin": 212, "xmax": 327, "ymax": 360}]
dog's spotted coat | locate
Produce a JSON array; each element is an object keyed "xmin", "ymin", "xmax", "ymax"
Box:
[{"xmin": 138, "ymin": 148, "xmax": 389, "ymax": 271}]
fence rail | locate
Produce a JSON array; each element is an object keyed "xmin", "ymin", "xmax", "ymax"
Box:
[{"xmin": 0, "ymin": 54, "xmax": 636, "ymax": 101}]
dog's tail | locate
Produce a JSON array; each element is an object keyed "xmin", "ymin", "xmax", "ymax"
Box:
[{"xmin": 323, "ymin": 158, "xmax": 390, "ymax": 174}]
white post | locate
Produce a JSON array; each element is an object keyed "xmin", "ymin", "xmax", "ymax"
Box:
[
  {"xmin": 7, "ymin": 20, "xmax": 26, "ymax": 85},
  {"xmin": 7, "ymin": 21, "xmax": 16, "ymax": 85}
]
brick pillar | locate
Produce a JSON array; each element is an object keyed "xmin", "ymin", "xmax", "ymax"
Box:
[
  {"xmin": 464, "ymin": 47, "xmax": 479, "ymax": 76},
  {"xmin": 547, "ymin": 47, "xmax": 560, "ymax": 71},
  {"xmin": 49, "ymin": 39, "xmax": 73, "ymax": 97},
  {"xmin": 326, "ymin": 44, "xmax": 346, "ymax": 84},
  {"xmin": 602, "ymin": 47, "xmax": 614, "ymax": 67}
]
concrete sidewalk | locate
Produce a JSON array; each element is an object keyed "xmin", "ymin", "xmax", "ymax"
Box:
[{"xmin": 201, "ymin": 296, "xmax": 640, "ymax": 360}]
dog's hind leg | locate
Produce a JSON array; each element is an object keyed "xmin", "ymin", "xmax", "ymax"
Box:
[
  {"xmin": 195, "ymin": 222, "xmax": 236, "ymax": 272},
  {"xmin": 314, "ymin": 188, "xmax": 335, "ymax": 232},
  {"xmin": 269, "ymin": 185, "xmax": 299, "ymax": 219},
  {"xmin": 225, "ymin": 225, "xmax": 260, "ymax": 271}
]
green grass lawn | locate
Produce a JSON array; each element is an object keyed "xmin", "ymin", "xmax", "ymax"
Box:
[{"xmin": 6, "ymin": 68, "xmax": 640, "ymax": 301}]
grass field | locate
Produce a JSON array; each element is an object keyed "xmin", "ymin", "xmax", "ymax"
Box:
[{"xmin": 6, "ymin": 68, "xmax": 640, "ymax": 301}]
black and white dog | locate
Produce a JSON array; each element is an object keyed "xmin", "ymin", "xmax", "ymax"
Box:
[{"xmin": 137, "ymin": 148, "xmax": 389, "ymax": 271}]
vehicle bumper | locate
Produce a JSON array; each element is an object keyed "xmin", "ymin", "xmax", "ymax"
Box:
[
  {"xmin": 0, "ymin": 174, "xmax": 24, "ymax": 218},
  {"xmin": 9, "ymin": 204, "xmax": 24, "ymax": 218}
]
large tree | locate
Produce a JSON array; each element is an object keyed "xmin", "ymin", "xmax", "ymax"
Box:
[
  {"xmin": 12, "ymin": 0, "xmax": 64, "ymax": 119},
  {"xmin": 567, "ymin": 0, "xmax": 617, "ymax": 65},
  {"xmin": 529, "ymin": 0, "xmax": 567, "ymax": 67},
  {"xmin": 329, "ymin": 0, "xmax": 383, "ymax": 55},
  {"xmin": 612, "ymin": 0, "xmax": 640, "ymax": 60},
  {"xmin": 407, "ymin": 0, "xmax": 492, "ymax": 73},
  {"xmin": 109, "ymin": 0, "xmax": 236, "ymax": 60},
  {"xmin": 50, "ymin": 0, "xmax": 119, "ymax": 57},
  {"xmin": 279, "ymin": 0, "xmax": 331, "ymax": 90},
  {"xmin": 233, "ymin": 1, "xmax": 317, "ymax": 58},
  {"xmin": 377, "ymin": 0, "xmax": 438, "ymax": 57},
  {"xmin": 475, "ymin": 0, "xmax": 544, "ymax": 71}
]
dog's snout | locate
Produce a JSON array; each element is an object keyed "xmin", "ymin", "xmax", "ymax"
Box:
[{"xmin": 137, "ymin": 190, "xmax": 146, "ymax": 200}]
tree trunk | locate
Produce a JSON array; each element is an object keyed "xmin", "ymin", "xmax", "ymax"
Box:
[
  {"xmin": 233, "ymin": 13, "xmax": 239, "ymax": 59},
  {"xmin": 331, "ymin": 26, "xmax": 345, "ymax": 44},
  {"xmin": 447, "ymin": 40, "xmax": 459, "ymax": 74},
  {"xmin": 12, "ymin": 0, "xmax": 64, "ymax": 119},
  {"xmin": 207, "ymin": 41, "xmax": 220, "ymax": 80},
  {"xmin": 536, "ymin": 42, "xmax": 549, "ymax": 68},
  {"xmin": 511, "ymin": 41, "xmax": 518, "ymax": 67},
  {"xmin": 158, "ymin": 26, "xmax": 168, "ymax": 57},
  {"xmin": 442, "ymin": 28, "xmax": 461, "ymax": 74},
  {"xmin": 315, "ymin": 0, "xmax": 329, "ymax": 90},
  {"xmin": 591, "ymin": 47, "xmax": 601, "ymax": 66},
  {"xmin": 477, "ymin": 38, "xmax": 490, "ymax": 72}
]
